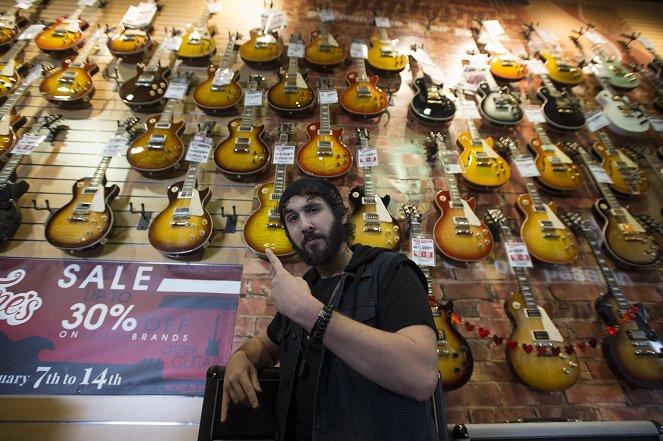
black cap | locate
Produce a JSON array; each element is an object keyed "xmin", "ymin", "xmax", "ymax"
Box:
[{"xmin": 279, "ymin": 177, "xmax": 341, "ymax": 208}]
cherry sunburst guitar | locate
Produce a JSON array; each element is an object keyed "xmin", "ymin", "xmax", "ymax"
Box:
[
  {"xmin": 106, "ymin": 0, "xmax": 158, "ymax": 60},
  {"xmin": 176, "ymin": 2, "xmax": 217, "ymax": 64},
  {"xmin": 489, "ymin": 209, "xmax": 580, "ymax": 391},
  {"xmin": 527, "ymin": 123, "xmax": 584, "ymax": 192},
  {"xmin": 523, "ymin": 23, "xmax": 583, "ymax": 86},
  {"xmin": 297, "ymin": 80, "xmax": 353, "ymax": 178},
  {"xmin": 239, "ymin": 10, "xmax": 283, "ymax": 69},
  {"xmin": 349, "ymin": 128, "xmax": 400, "ymax": 250},
  {"xmin": 304, "ymin": 14, "xmax": 345, "ymax": 70},
  {"xmin": 402, "ymin": 204, "xmax": 473, "ymax": 391},
  {"xmin": 592, "ymin": 131, "xmax": 650, "ymax": 196},
  {"xmin": 340, "ymin": 42, "xmax": 388, "ymax": 119},
  {"xmin": 536, "ymin": 74, "xmax": 586, "ymax": 131},
  {"xmin": 193, "ymin": 32, "xmax": 243, "ymax": 114},
  {"xmin": 45, "ymin": 118, "xmax": 139, "ymax": 254},
  {"xmin": 148, "ymin": 122, "xmax": 215, "ymax": 258},
  {"xmin": 366, "ymin": 23, "xmax": 407, "ymax": 74},
  {"xmin": 213, "ymin": 77, "xmax": 270, "ymax": 179},
  {"xmin": 267, "ymin": 35, "xmax": 315, "ymax": 116},
  {"xmin": 429, "ymin": 133, "xmax": 493, "ymax": 262},
  {"xmin": 565, "ymin": 212, "xmax": 663, "ymax": 389},
  {"xmin": 243, "ymin": 124, "xmax": 295, "ymax": 258},
  {"xmin": 0, "ymin": 6, "xmax": 30, "ymax": 51},
  {"xmin": 34, "ymin": 4, "xmax": 90, "ymax": 54}
]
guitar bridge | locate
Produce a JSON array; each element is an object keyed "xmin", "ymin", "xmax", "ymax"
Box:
[
  {"xmin": 136, "ymin": 74, "xmax": 155, "ymax": 87},
  {"xmin": 267, "ymin": 209, "xmax": 281, "ymax": 224},
  {"xmin": 170, "ymin": 221, "xmax": 190, "ymax": 227},
  {"xmin": 147, "ymin": 135, "xmax": 166, "ymax": 149},
  {"xmin": 67, "ymin": 216, "xmax": 89, "ymax": 222},
  {"xmin": 356, "ymin": 86, "xmax": 372, "ymax": 97},
  {"xmin": 317, "ymin": 141, "xmax": 333, "ymax": 156},
  {"xmin": 453, "ymin": 217, "xmax": 473, "ymax": 236},
  {"xmin": 59, "ymin": 71, "xmax": 78, "ymax": 84},
  {"xmin": 233, "ymin": 138, "xmax": 250, "ymax": 153}
]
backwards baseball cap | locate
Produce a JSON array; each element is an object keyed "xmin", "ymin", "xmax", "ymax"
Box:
[{"xmin": 279, "ymin": 177, "xmax": 342, "ymax": 208}]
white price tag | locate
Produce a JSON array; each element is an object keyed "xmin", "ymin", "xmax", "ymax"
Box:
[
  {"xmin": 320, "ymin": 8, "xmax": 335, "ymax": 23},
  {"xmin": 483, "ymin": 20, "xmax": 505, "ymax": 36},
  {"xmin": 358, "ymin": 147, "xmax": 378, "ymax": 168},
  {"xmin": 17, "ymin": 1, "xmax": 34, "ymax": 10},
  {"xmin": 102, "ymin": 136, "xmax": 129, "ymax": 157},
  {"xmin": 454, "ymin": 28, "xmax": 472, "ymax": 37},
  {"xmin": 244, "ymin": 90, "xmax": 263, "ymax": 107},
  {"xmin": 505, "ymin": 241, "xmax": 533, "ymax": 268},
  {"xmin": 261, "ymin": 9, "xmax": 287, "ymax": 31},
  {"xmin": 207, "ymin": 2, "xmax": 222, "ymax": 13},
  {"xmin": 460, "ymin": 101, "xmax": 481, "ymax": 119},
  {"xmin": 514, "ymin": 156, "xmax": 540, "ymax": 177},
  {"xmin": 212, "ymin": 68, "xmax": 234, "ymax": 87},
  {"xmin": 273, "ymin": 144, "xmax": 295, "ymax": 164},
  {"xmin": 375, "ymin": 17, "xmax": 390, "ymax": 28},
  {"xmin": 586, "ymin": 110, "xmax": 609, "ymax": 132},
  {"xmin": 185, "ymin": 135, "xmax": 213, "ymax": 163},
  {"xmin": 12, "ymin": 134, "xmax": 45, "ymax": 155},
  {"xmin": 350, "ymin": 41, "xmax": 368, "ymax": 59},
  {"xmin": 649, "ymin": 117, "xmax": 663, "ymax": 132},
  {"xmin": 287, "ymin": 42, "xmax": 305, "ymax": 58},
  {"xmin": 319, "ymin": 88, "xmax": 338, "ymax": 105},
  {"xmin": 528, "ymin": 59, "xmax": 548, "ymax": 75},
  {"xmin": 584, "ymin": 31, "xmax": 606, "ymax": 45},
  {"xmin": 524, "ymin": 106, "xmax": 546, "ymax": 123},
  {"xmin": 588, "ymin": 164, "xmax": 613, "ymax": 183},
  {"xmin": 18, "ymin": 24, "xmax": 45, "ymax": 40},
  {"xmin": 121, "ymin": 4, "xmax": 157, "ymax": 28},
  {"xmin": 162, "ymin": 36, "xmax": 182, "ymax": 51},
  {"xmin": 639, "ymin": 37, "xmax": 655, "ymax": 50},
  {"xmin": 78, "ymin": 0, "xmax": 97, "ymax": 6},
  {"xmin": 411, "ymin": 237, "xmax": 436, "ymax": 266},
  {"xmin": 164, "ymin": 81, "xmax": 188, "ymax": 99}
]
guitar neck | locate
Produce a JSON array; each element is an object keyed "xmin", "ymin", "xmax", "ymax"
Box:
[
  {"xmin": 272, "ymin": 129, "xmax": 291, "ymax": 199},
  {"xmin": 70, "ymin": 33, "xmax": 102, "ymax": 68},
  {"xmin": 0, "ymin": 77, "xmax": 32, "ymax": 114},
  {"xmin": 577, "ymin": 138, "xmax": 622, "ymax": 208},
  {"xmin": 87, "ymin": 156, "xmax": 112, "ymax": 192},
  {"xmin": 497, "ymin": 220, "xmax": 538, "ymax": 311},
  {"xmin": 356, "ymin": 57, "xmax": 369, "ymax": 82},
  {"xmin": 484, "ymin": 70, "xmax": 500, "ymax": 90},
  {"xmin": 196, "ymin": 8, "xmax": 211, "ymax": 28},
  {"xmin": 319, "ymin": 100, "xmax": 331, "ymax": 133},
  {"xmin": 435, "ymin": 139, "xmax": 463, "ymax": 206},
  {"xmin": 288, "ymin": 55, "xmax": 300, "ymax": 74},
  {"xmin": 218, "ymin": 34, "xmax": 237, "ymax": 69},
  {"xmin": 378, "ymin": 27, "xmax": 389, "ymax": 43},
  {"xmin": 533, "ymin": 123, "xmax": 553, "ymax": 145},
  {"xmin": 180, "ymin": 162, "xmax": 200, "ymax": 199},
  {"xmin": 596, "ymin": 130, "xmax": 621, "ymax": 157},
  {"xmin": 320, "ymin": 21, "xmax": 330, "ymax": 39},
  {"xmin": 540, "ymin": 74, "xmax": 560, "ymax": 94},
  {"xmin": 592, "ymin": 65, "xmax": 617, "ymax": 95},
  {"xmin": 156, "ymin": 99, "xmax": 178, "ymax": 127},
  {"xmin": 0, "ymin": 154, "xmax": 23, "ymax": 185},
  {"xmin": 144, "ymin": 41, "xmax": 168, "ymax": 71},
  {"xmin": 239, "ymin": 98, "xmax": 255, "ymax": 131},
  {"xmin": 1, "ymin": 39, "xmax": 29, "ymax": 64}
]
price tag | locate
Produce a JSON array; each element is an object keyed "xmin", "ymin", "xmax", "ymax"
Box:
[
  {"xmin": 12, "ymin": 133, "xmax": 45, "ymax": 155},
  {"xmin": 483, "ymin": 20, "xmax": 505, "ymax": 36},
  {"xmin": 162, "ymin": 35, "xmax": 182, "ymax": 51},
  {"xmin": 358, "ymin": 147, "xmax": 378, "ymax": 168},
  {"xmin": 287, "ymin": 41, "xmax": 305, "ymax": 58},
  {"xmin": 350, "ymin": 41, "xmax": 368, "ymax": 59},
  {"xmin": 514, "ymin": 156, "xmax": 540, "ymax": 177},
  {"xmin": 649, "ymin": 117, "xmax": 663, "ymax": 132},
  {"xmin": 273, "ymin": 144, "xmax": 295, "ymax": 164},
  {"xmin": 639, "ymin": 36, "xmax": 655, "ymax": 50},
  {"xmin": 17, "ymin": 1, "xmax": 34, "ymax": 10},
  {"xmin": 121, "ymin": 4, "xmax": 157, "ymax": 28},
  {"xmin": 320, "ymin": 8, "xmax": 335, "ymax": 23},
  {"xmin": 584, "ymin": 31, "xmax": 606, "ymax": 45},
  {"xmin": 102, "ymin": 136, "xmax": 129, "ymax": 157},
  {"xmin": 588, "ymin": 164, "xmax": 613, "ymax": 183},
  {"xmin": 411, "ymin": 237, "xmax": 435, "ymax": 266},
  {"xmin": 319, "ymin": 88, "xmax": 338, "ymax": 104},
  {"xmin": 528, "ymin": 59, "xmax": 548, "ymax": 75},
  {"xmin": 460, "ymin": 101, "xmax": 481, "ymax": 119},
  {"xmin": 164, "ymin": 80, "xmax": 188, "ymax": 99},
  {"xmin": 18, "ymin": 24, "xmax": 45, "ymax": 40},
  {"xmin": 244, "ymin": 90, "xmax": 263, "ymax": 107},
  {"xmin": 374, "ymin": 17, "xmax": 390, "ymax": 28},
  {"xmin": 212, "ymin": 68, "xmax": 234, "ymax": 87},
  {"xmin": 78, "ymin": 0, "xmax": 97, "ymax": 6},
  {"xmin": 586, "ymin": 110, "xmax": 609, "ymax": 132},
  {"xmin": 261, "ymin": 8, "xmax": 287, "ymax": 31},
  {"xmin": 524, "ymin": 106, "xmax": 546, "ymax": 123},
  {"xmin": 185, "ymin": 135, "xmax": 213, "ymax": 163},
  {"xmin": 505, "ymin": 241, "xmax": 533, "ymax": 268},
  {"xmin": 207, "ymin": 2, "xmax": 222, "ymax": 13},
  {"xmin": 538, "ymin": 29, "xmax": 559, "ymax": 44},
  {"xmin": 454, "ymin": 28, "xmax": 472, "ymax": 37}
]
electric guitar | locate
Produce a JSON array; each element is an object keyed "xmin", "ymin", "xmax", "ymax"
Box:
[
  {"xmin": 366, "ymin": 23, "xmax": 407, "ymax": 74},
  {"xmin": 402, "ymin": 204, "xmax": 474, "ymax": 391},
  {"xmin": 565, "ymin": 142, "xmax": 659, "ymax": 267},
  {"xmin": 476, "ymin": 70, "xmax": 523, "ymax": 126},
  {"xmin": 267, "ymin": 35, "xmax": 315, "ymax": 116},
  {"xmin": 349, "ymin": 128, "xmax": 400, "ymax": 250},
  {"xmin": 527, "ymin": 123, "xmax": 585, "ymax": 192},
  {"xmin": 536, "ymin": 74, "xmax": 586, "ymax": 130},
  {"xmin": 0, "ymin": 114, "xmax": 62, "ymax": 243},
  {"xmin": 340, "ymin": 43, "xmax": 388, "ymax": 119},
  {"xmin": 106, "ymin": 0, "xmax": 158, "ymax": 59},
  {"xmin": 45, "ymin": 118, "xmax": 139, "ymax": 254},
  {"xmin": 523, "ymin": 23, "xmax": 583, "ymax": 86},
  {"xmin": 175, "ymin": 2, "xmax": 217, "ymax": 64},
  {"xmin": 0, "ymin": 5, "xmax": 30, "ymax": 51},
  {"xmin": 488, "ymin": 208, "xmax": 580, "ymax": 391},
  {"xmin": 591, "ymin": 131, "xmax": 650, "ymax": 196},
  {"xmin": 0, "ymin": 36, "xmax": 30, "ymax": 102},
  {"xmin": 454, "ymin": 89, "xmax": 511, "ymax": 189},
  {"xmin": 148, "ymin": 122, "xmax": 215, "ymax": 258},
  {"xmin": 297, "ymin": 80, "xmax": 353, "ymax": 178},
  {"xmin": 0, "ymin": 65, "xmax": 40, "ymax": 156},
  {"xmin": 429, "ymin": 133, "xmax": 493, "ymax": 262},
  {"xmin": 628, "ymin": 63, "xmax": 663, "ymax": 113},
  {"xmin": 565, "ymin": 212, "xmax": 663, "ymax": 389},
  {"xmin": 213, "ymin": 77, "xmax": 270, "ymax": 180},
  {"xmin": 473, "ymin": 19, "xmax": 527, "ymax": 81},
  {"xmin": 304, "ymin": 14, "xmax": 345, "ymax": 70},
  {"xmin": 39, "ymin": 30, "xmax": 104, "ymax": 106},
  {"xmin": 34, "ymin": 3, "xmax": 90, "ymax": 54},
  {"xmin": 193, "ymin": 32, "xmax": 243, "ymax": 114},
  {"xmin": 408, "ymin": 47, "xmax": 456, "ymax": 124},
  {"xmin": 632, "ymin": 34, "xmax": 663, "ymax": 80},
  {"xmin": 239, "ymin": 16, "xmax": 283, "ymax": 69},
  {"xmin": 243, "ymin": 123, "xmax": 295, "ymax": 258}
]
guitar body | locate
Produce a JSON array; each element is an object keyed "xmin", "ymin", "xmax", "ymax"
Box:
[
  {"xmin": 0, "ymin": 14, "xmax": 28, "ymax": 51},
  {"xmin": 297, "ymin": 121, "xmax": 353, "ymax": 178},
  {"xmin": 537, "ymin": 86, "xmax": 586, "ymax": 130},
  {"xmin": 477, "ymin": 83, "xmax": 524, "ymax": 126},
  {"xmin": 348, "ymin": 186, "xmax": 400, "ymax": 250},
  {"xmin": 593, "ymin": 198, "xmax": 660, "ymax": 267},
  {"xmin": 176, "ymin": 27, "xmax": 216, "ymax": 64},
  {"xmin": 595, "ymin": 90, "xmax": 650, "ymax": 136},
  {"xmin": 118, "ymin": 65, "xmax": 170, "ymax": 111},
  {"xmin": 505, "ymin": 291, "xmax": 580, "ymax": 391},
  {"xmin": 0, "ymin": 68, "xmax": 20, "ymax": 101},
  {"xmin": 213, "ymin": 119, "xmax": 270, "ymax": 179},
  {"xmin": 193, "ymin": 66, "xmax": 242, "ymax": 114},
  {"xmin": 366, "ymin": 34, "xmax": 407, "ymax": 73},
  {"xmin": 107, "ymin": 29, "xmax": 152, "ymax": 59},
  {"xmin": 538, "ymin": 49, "xmax": 583, "ymax": 86},
  {"xmin": 528, "ymin": 136, "xmax": 584, "ymax": 192},
  {"xmin": 595, "ymin": 294, "xmax": 663, "ymax": 389},
  {"xmin": 517, "ymin": 194, "xmax": 579, "ymax": 264},
  {"xmin": 432, "ymin": 300, "xmax": 473, "ymax": 390},
  {"xmin": 592, "ymin": 142, "xmax": 650, "ymax": 196},
  {"xmin": 433, "ymin": 191, "xmax": 493, "ymax": 262},
  {"xmin": 35, "ymin": 17, "xmax": 88, "ymax": 53},
  {"xmin": 148, "ymin": 184, "xmax": 213, "ymax": 256},
  {"xmin": 239, "ymin": 29, "xmax": 283, "ymax": 68},
  {"xmin": 45, "ymin": 178, "xmax": 119, "ymax": 252},
  {"xmin": 409, "ymin": 77, "xmax": 456, "ymax": 123},
  {"xmin": 489, "ymin": 54, "xmax": 527, "ymax": 81},
  {"xmin": 127, "ymin": 117, "xmax": 185, "ymax": 174},
  {"xmin": 304, "ymin": 30, "xmax": 345, "ymax": 69},
  {"xmin": 600, "ymin": 58, "xmax": 640, "ymax": 90},
  {"xmin": 39, "ymin": 59, "xmax": 97, "ymax": 105},
  {"xmin": 0, "ymin": 180, "xmax": 29, "ymax": 242},
  {"xmin": 243, "ymin": 182, "xmax": 294, "ymax": 258},
  {"xmin": 339, "ymin": 71, "xmax": 388, "ymax": 118},
  {"xmin": 267, "ymin": 69, "xmax": 315, "ymax": 116},
  {"xmin": 456, "ymin": 133, "xmax": 511, "ymax": 189}
]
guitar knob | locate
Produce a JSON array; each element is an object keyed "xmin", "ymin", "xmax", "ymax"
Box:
[
  {"xmin": 199, "ymin": 230, "xmax": 206, "ymax": 236},
  {"xmin": 149, "ymin": 91, "xmax": 156, "ymax": 96}
]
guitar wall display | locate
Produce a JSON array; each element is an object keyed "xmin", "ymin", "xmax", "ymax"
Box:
[
  {"xmin": 266, "ymin": 35, "xmax": 315, "ymax": 116},
  {"xmin": 340, "ymin": 42, "xmax": 388, "ymax": 119},
  {"xmin": 34, "ymin": 3, "xmax": 91, "ymax": 54},
  {"xmin": 523, "ymin": 23, "xmax": 583, "ymax": 86},
  {"xmin": 106, "ymin": 0, "xmax": 158, "ymax": 60},
  {"xmin": 175, "ymin": 1, "xmax": 217, "ymax": 64},
  {"xmin": 366, "ymin": 19, "xmax": 407, "ymax": 74},
  {"xmin": 304, "ymin": 11, "xmax": 345, "ymax": 70}
]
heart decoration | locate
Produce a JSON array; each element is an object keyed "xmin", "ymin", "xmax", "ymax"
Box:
[
  {"xmin": 564, "ymin": 345, "xmax": 574, "ymax": 355},
  {"xmin": 507, "ymin": 340, "xmax": 518, "ymax": 350},
  {"xmin": 478, "ymin": 327, "xmax": 490, "ymax": 338},
  {"xmin": 492, "ymin": 334, "xmax": 504, "ymax": 345},
  {"xmin": 628, "ymin": 305, "xmax": 640, "ymax": 314},
  {"xmin": 464, "ymin": 321, "xmax": 476, "ymax": 332},
  {"xmin": 607, "ymin": 326, "xmax": 618, "ymax": 336},
  {"xmin": 624, "ymin": 312, "xmax": 634, "ymax": 321},
  {"xmin": 522, "ymin": 343, "xmax": 534, "ymax": 353},
  {"xmin": 577, "ymin": 342, "xmax": 587, "ymax": 352},
  {"xmin": 536, "ymin": 346, "xmax": 547, "ymax": 356}
]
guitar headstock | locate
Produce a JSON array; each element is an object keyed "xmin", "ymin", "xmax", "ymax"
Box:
[
  {"xmin": 401, "ymin": 204, "xmax": 422, "ymax": 229},
  {"xmin": 562, "ymin": 141, "xmax": 586, "ymax": 159},
  {"xmin": 40, "ymin": 114, "xmax": 64, "ymax": 130},
  {"xmin": 355, "ymin": 127, "xmax": 370, "ymax": 148},
  {"xmin": 522, "ymin": 22, "xmax": 535, "ymax": 39},
  {"xmin": 496, "ymin": 136, "xmax": 517, "ymax": 157},
  {"xmin": 318, "ymin": 77, "xmax": 334, "ymax": 91},
  {"xmin": 289, "ymin": 33, "xmax": 304, "ymax": 45},
  {"xmin": 278, "ymin": 122, "xmax": 293, "ymax": 137},
  {"xmin": 636, "ymin": 214, "xmax": 663, "ymax": 236},
  {"xmin": 197, "ymin": 120, "xmax": 217, "ymax": 137}
]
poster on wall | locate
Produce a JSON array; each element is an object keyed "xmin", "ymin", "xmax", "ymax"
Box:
[{"xmin": 0, "ymin": 258, "xmax": 242, "ymax": 396}]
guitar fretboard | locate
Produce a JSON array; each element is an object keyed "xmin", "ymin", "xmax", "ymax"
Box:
[
  {"xmin": 239, "ymin": 83, "xmax": 258, "ymax": 131},
  {"xmin": 497, "ymin": 218, "xmax": 538, "ymax": 313},
  {"xmin": 70, "ymin": 32, "xmax": 102, "ymax": 69},
  {"xmin": 533, "ymin": 123, "xmax": 553, "ymax": 145},
  {"xmin": 357, "ymin": 132, "xmax": 376, "ymax": 207},
  {"xmin": 435, "ymin": 138, "xmax": 462, "ymax": 206},
  {"xmin": 272, "ymin": 128, "xmax": 291, "ymax": 199},
  {"xmin": 1, "ymin": 40, "xmax": 28, "ymax": 66},
  {"xmin": 540, "ymin": 74, "xmax": 560, "ymax": 95},
  {"xmin": 576, "ymin": 139, "xmax": 621, "ymax": 209},
  {"xmin": 356, "ymin": 57, "xmax": 369, "ymax": 83},
  {"xmin": 219, "ymin": 34, "xmax": 238, "ymax": 69},
  {"xmin": 0, "ymin": 74, "xmax": 35, "ymax": 115},
  {"xmin": 155, "ymin": 99, "xmax": 178, "ymax": 128}
]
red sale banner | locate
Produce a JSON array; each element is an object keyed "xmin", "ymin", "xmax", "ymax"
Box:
[{"xmin": 0, "ymin": 258, "xmax": 242, "ymax": 396}]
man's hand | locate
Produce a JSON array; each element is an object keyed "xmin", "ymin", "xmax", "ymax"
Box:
[{"xmin": 220, "ymin": 351, "xmax": 262, "ymax": 422}]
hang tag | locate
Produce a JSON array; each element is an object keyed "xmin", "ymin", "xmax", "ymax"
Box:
[
  {"xmin": 588, "ymin": 164, "xmax": 613, "ymax": 183},
  {"xmin": 212, "ymin": 68, "xmax": 234, "ymax": 87},
  {"xmin": 514, "ymin": 156, "xmax": 540, "ymax": 177},
  {"xmin": 78, "ymin": 0, "xmax": 97, "ymax": 6},
  {"xmin": 207, "ymin": 2, "xmax": 222, "ymax": 13},
  {"xmin": 411, "ymin": 237, "xmax": 435, "ymax": 266},
  {"xmin": 12, "ymin": 134, "xmax": 45, "ymax": 155},
  {"xmin": 164, "ymin": 80, "xmax": 188, "ymax": 99},
  {"xmin": 358, "ymin": 147, "xmax": 378, "ymax": 168},
  {"xmin": 18, "ymin": 24, "xmax": 45, "ymax": 40},
  {"xmin": 375, "ymin": 17, "xmax": 390, "ymax": 28},
  {"xmin": 460, "ymin": 101, "xmax": 481, "ymax": 119},
  {"xmin": 273, "ymin": 144, "xmax": 295, "ymax": 164},
  {"xmin": 288, "ymin": 41, "xmax": 305, "ymax": 58},
  {"xmin": 524, "ymin": 106, "xmax": 546, "ymax": 123},
  {"xmin": 244, "ymin": 90, "xmax": 263, "ymax": 107},
  {"xmin": 505, "ymin": 242, "xmax": 533, "ymax": 268},
  {"xmin": 320, "ymin": 8, "xmax": 334, "ymax": 23},
  {"xmin": 350, "ymin": 41, "xmax": 368, "ymax": 59},
  {"xmin": 319, "ymin": 88, "xmax": 338, "ymax": 104},
  {"xmin": 16, "ymin": 1, "xmax": 35, "ymax": 9},
  {"xmin": 586, "ymin": 110, "xmax": 609, "ymax": 132},
  {"xmin": 483, "ymin": 20, "xmax": 505, "ymax": 36},
  {"xmin": 185, "ymin": 135, "xmax": 213, "ymax": 163},
  {"xmin": 121, "ymin": 4, "xmax": 157, "ymax": 28},
  {"xmin": 454, "ymin": 28, "xmax": 472, "ymax": 37},
  {"xmin": 528, "ymin": 59, "xmax": 548, "ymax": 75},
  {"xmin": 639, "ymin": 36, "xmax": 655, "ymax": 50},
  {"xmin": 162, "ymin": 35, "xmax": 183, "ymax": 51},
  {"xmin": 102, "ymin": 136, "xmax": 129, "ymax": 157},
  {"xmin": 584, "ymin": 31, "xmax": 606, "ymax": 45},
  {"xmin": 648, "ymin": 117, "xmax": 663, "ymax": 132},
  {"xmin": 261, "ymin": 8, "xmax": 287, "ymax": 31}
]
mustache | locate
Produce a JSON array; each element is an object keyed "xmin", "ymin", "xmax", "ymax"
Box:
[{"xmin": 303, "ymin": 232, "xmax": 324, "ymax": 243}]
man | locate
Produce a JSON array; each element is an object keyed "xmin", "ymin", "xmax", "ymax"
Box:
[{"xmin": 222, "ymin": 177, "xmax": 440, "ymax": 440}]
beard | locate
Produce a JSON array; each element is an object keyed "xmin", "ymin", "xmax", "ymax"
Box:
[{"xmin": 291, "ymin": 216, "xmax": 345, "ymax": 266}]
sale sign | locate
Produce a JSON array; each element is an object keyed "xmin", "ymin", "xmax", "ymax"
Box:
[{"xmin": 0, "ymin": 259, "xmax": 242, "ymax": 396}]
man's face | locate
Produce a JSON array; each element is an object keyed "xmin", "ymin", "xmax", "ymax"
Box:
[{"xmin": 282, "ymin": 194, "xmax": 345, "ymax": 266}]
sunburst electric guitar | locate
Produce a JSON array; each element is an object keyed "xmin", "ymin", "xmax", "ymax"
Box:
[
  {"xmin": 489, "ymin": 209, "xmax": 580, "ymax": 391},
  {"xmin": 0, "ymin": 36, "xmax": 31, "ymax": 103},
  {"xmin": 0, "ymin": 5, "xmax": 30, "ymax": 51},
  {"xmin": 0, "ymin": 66, "xmax": 40, "ymax": 156},
  {"xmin": 267, "ymin": 35, "xmax": 315, "ymax": 116},
  {"xmin": 523, "ymin": 23, "xmax": 583, "ymax": 86},
  {"xmin": 34, "ymin": 4, "xmax": 90, "ymax": 54},
  {"xmin": 304, "ymin": 13, "xmax": 345, "ymax": 70},
  {"xmin": 106, "ymin": 0, "xmax": 158, "ymax": 60},
  {"xmin": 591, "ymin": 131, "xmax": 650, "ymax": 196},
  {"xmin": 473, "ymin": 19, "xmax": 527, "ymax": 81},
  {"xmin": 340, "ymin": 43, "xmax": 388, "ymax": 119},
  {"xmin": 403, "ymin": 204, "xmax": 473, "ymax": 391},
  {"xmin": 366, "ymin": 22, "xmax": 407, "ymax": 74},
  {"xmin": 243, "ymin": 123, "xmax": 295, "ymax": 258},
  {"xmin": 527, "ymin": 123, "xmax": 584, "ymax": 193},
  {"xmin": 349, "ymin": 128, "xmax": 400, "ymax": 250},
  {"xmin": 175, "ymin": 2, "xmax": 217, "ymax": 64},
  {"xmin": 239, "ymin": 12, "xmax": 283, "ymax": 69}
]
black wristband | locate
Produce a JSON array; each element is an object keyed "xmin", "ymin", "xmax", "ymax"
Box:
[{"xmin": 307, "ymin": 304, "xmax": 334, "ymax": 343}]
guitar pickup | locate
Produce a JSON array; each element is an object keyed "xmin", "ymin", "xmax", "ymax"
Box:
[
  {"xmin": 173, "ymin": 208, "xmax": 190, "ymax": 220},
  {"xmin": 233, "ymin": 138, "xmax": 250, "ymax": 153},
  {"xmin": 59, "ymin": 71, "xmax": 78, "ymax": 84},
  {"xmin": 267, "ymin": 209, "xmax": 281, "ymax": 224},
  {"xmin": 136, "ymin": 74, "xmax": 155, "ymax": 87},
  {"xmin": 52, "ymin": 26, "xmax": 70, "ymax": 37},
  {"xmin": 361, "ymin": 197, "xmax": 376, "ymax": 205},
  {"xmin": 317, "ymin": 141, "xmax": 333, "ymax": 156},
  {"xmin": 356, "ymin": 86, "xmax": 372, "ymax": 97},
  {"xmin": 265, "ymin": 222, "xmax": 284, "ymax": 228},
  {"xmin": 147, "ymin": 135, "xmax": 166, "ymax": 149},
  {"xmin": 526, "ymin": 308, "xmax": 542, "ymax": 318},
  {"xmin": 533, "ymin": 331, "xmax": 551, "ymax": 341},
  {"xmin": 169, "ymin": 221, "xmax": 190, "ymax": 227},
  {"xmin": 285, "ymin": 82, "xmax": 299, "ymax": 94},
  {"xmin": 67, "ymin": 216, "xmax": 89, "ymax": 222},
  {"xmin": 255, "ymin": 34, "xmax": 276, "ymax": 48},
  {"xmin": 380, "ymin": 47, "xmax": 394, "ymax": 57}
]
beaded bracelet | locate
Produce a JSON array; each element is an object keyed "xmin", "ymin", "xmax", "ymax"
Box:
[{"xmin": 307, "ymin": 304, "xmax": 334, "ymax": 343}]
